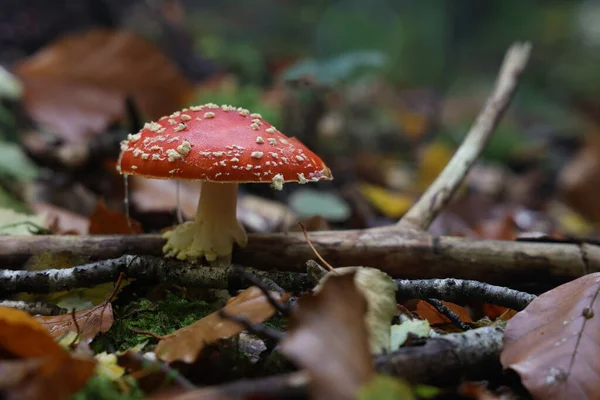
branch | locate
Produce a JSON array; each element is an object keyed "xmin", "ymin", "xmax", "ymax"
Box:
[
  {"xmin": 0, "ymin": 300, "xmax": 67, "ymax": 316},
  {"xmin": 0, "ymin": 255, "xmax": 312, "ymax": 296},
  {"xmin": 2, "ymin": 230, "xmax": 596, "ymax": 287},
  {"xmin": 218, "ymin": 310, "xmax": 285, "ymax": 342},
  {"xmin": 396, "ymin": 278, "xmax": 535, "ymax": 310},
  {"xmin": 398, "ymin": 42, "xmax": 532, "ymax": 230},
  {"xmin": 375, "ymin": 326, "xmax": 505, "ymax": 385},
  {"xmin": 424, "ymin": 298, "xmax": 471, "ymax": 331}
]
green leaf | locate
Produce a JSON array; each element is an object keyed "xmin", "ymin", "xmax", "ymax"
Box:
[
  {"xmin": 0, "ymin": 208, "xmax": 46, "ymax": 235},
  {"xmin": 357, "ymin": 374, "xmax": 415, "ymax": 400},
  {"xmin": 0, "ymin": 141, "xmax": 39, "ymax": 181},
  {"xmin": 390, "ymin": 319, "xmax": 430, "ymax": 350},
  {"xmin": 288, "ymin": 188, "xmax": 351, "ymax": 222}
]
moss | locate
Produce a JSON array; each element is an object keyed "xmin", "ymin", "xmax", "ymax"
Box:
[
  {"xmin": 72, "ymin": 375, "xmax": 144, "ymax": 400},
  {"xmin": 264, "ymin": 316, "xmax": 287, "ymax": 331},
  {"xmin": 104, "ymin": 292, "xmax": 214, "ymax": 351}
]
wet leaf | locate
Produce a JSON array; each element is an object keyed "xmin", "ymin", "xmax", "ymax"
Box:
[
  {"xmin": 35, "ymin": 275, "xmax": 123, "ymax": 341},
  {"xmin": 280, "ymin": 273, "xmax": 373, "ymax": 400},
  {"xmin": 88, "ymin": 199, "xmax": 143, "ymax": 235},
  {"xmin": 15, "ymin": 28, "xmax": 193, "ymax": 142},
  {"xmin": 416, "ymin": 300, "xmax": 473, "ymax": 325},
  {"xmin": 156, "ymin": 286, "xmax": 288, "ymax": 364},
  {"xmin": 501, "ymin": 273, "xmax": 600, "ymax": 399},
  {"xmin": 0, "ymin": 307, "xmax": 95, "ymax": 399}
]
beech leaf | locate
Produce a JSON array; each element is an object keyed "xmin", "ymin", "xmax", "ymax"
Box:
[
  {"xmin": 501, "ymin": 272, "xmax": 600, "ymax": 399},
  {"xmin": 156, "ymin": 286, "xmax": 288, "ymax": 364},
  {"xmin": 280, "ymin": 272, "xmax": 373, "ymax": 400},
  {"xmin": 0, "ymin": 307, "xmax": 95, "ymax": 399}
]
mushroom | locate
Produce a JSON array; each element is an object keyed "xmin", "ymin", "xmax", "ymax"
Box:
[{"xmin": 117, "ymin": 103, "xmax": 333, "ymax": 266}]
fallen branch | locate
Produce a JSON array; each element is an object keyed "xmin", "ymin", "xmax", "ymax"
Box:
[
  {"xmin": 0, "ymin": 255, "xmax": 312, "ymax": 296},
  {"xmin": 0, "ymin": 300, "xmax": 67, "ymax": 316},
  {"xmin": 424, "ymin": 298, "xmax": 471, "ymax": 331},
  {"xmin": 2, "ymin": 230, "xmax": 597, "ymax": 287},
  {"xmin": 396, "ymin": 278, "xmax": 535, "ymax": 310},
  {"xmin": 219, "ymin": 310, "xmax": 285, "ymax": 342},
  {"xmin": 398, "ymin": 42, "xmax": 532, "ymax": 230},
  {"xmin": 375, "ymin": 325, "xmax": 505, "ymax": 385}
]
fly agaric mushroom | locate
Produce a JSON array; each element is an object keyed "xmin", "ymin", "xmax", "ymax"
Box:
[{"xmin": 117, "ymin": 103, "xmax": 332, "ymax": 266}]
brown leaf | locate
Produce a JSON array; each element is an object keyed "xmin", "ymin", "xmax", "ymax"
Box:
[
  {"xmin": 279, "ymin": 273, "xmax": 373, "ymax": 400},
  {"xmin": 501, "ymin": 273, "xmax": 600, "ymax": 399},
  {"xmin": 88, "ymin": 199, "xmax": 143, "ymax": 234},
  {"xmin": 0, "ymin": 307, "xmax": 95, "ymax": 399},
  {"xmin": 30, "ymin": 202, "xmax": 89, "ymax": 235},
  {"xmin": 15, "ymin": 28, "xmax": 193, "ymax": 142},
  {"xmin": 35, "ymin": 274, "xmax": 123, "ymax": 341},
  {"xmin": 156, "ymin": 286, "xmax": 288, "ymax": 364},
  {"xmin": 416, "ymin": 300, "xmax": 473, "ymax": 325}
]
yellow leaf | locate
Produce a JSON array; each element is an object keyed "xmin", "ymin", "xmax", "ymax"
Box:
[
  {"xmin": 358, "ymin": 183, "xmax": 413, "ymax": 218},
  {"xmin": 416, "ymin": 142, "xmax": 454, "ymax": 191}
]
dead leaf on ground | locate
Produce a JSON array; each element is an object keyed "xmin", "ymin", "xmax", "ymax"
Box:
[
  {"xmin": 156, "ymin": 286, "xmax": 289, "ymax": 364},
  {"xmin": 88, "ymin": 199, "xmax": 143, "ymax": 234},
  {"xmin": 35, "ymin": 274, "xmax": 123, "ymax": 341},
  {"xmin": 501, "ymin": 273, "xmax": 600, "ymax": 399},
  {"xmin": 0, "ymin": 307, "xmax": 95, "ymax": 399},
  {"xmin": 30, "ymin": 202, "xmax": 89, "ymax": 235},
  {"xmin": 15, "ymin": 28, "xmax": 194, "ymax": 142},
  {"xmin": 416, "ymin": 300, "xmax": 473, "ymax": 326},
  {"xmin": 279, "ymin": 272, "xmax": 373, "ymax": 400}
]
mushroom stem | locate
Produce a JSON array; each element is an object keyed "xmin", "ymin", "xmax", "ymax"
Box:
[{"xmin": 162, "ymin": 181, "xmax": 248, "ymax": 266}]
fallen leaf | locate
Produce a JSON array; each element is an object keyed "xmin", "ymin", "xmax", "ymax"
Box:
[
  {"xmin": 390, "ymin": 320, "xmax": 431, "ymax": 350},
  {"xmin": 358, "ymin": 183, "xmax": 414, "ymax": 218},
  {"xmin": 30, "ymin": 202, "xmax": 89, "ymax": 235},
  {"xmin": 156, "ymin": 286, "xmax": 288, "ymax": 364},
  {"xmin": 357, "ymin": 374, "xmax": 415, "ymax": 400},
  {"xmin": 88, "ymin": 199, "xmax": 143, "ymax": 234},
  {"xmin": 288, "ymin": 188, "xmax": 351, "ymax": 222},
  {"xmin": 15, "ymin": 28, "xmax": 193, "ymax": 142},
  {"xmin": 315, "ymin": 267, "xmax": 397, "ymax": 354},
  {"xmin": 416, "ymin": 141, "xmax": 455, "ymax": 192},
  {"xmin": 0, "ymin": 208, "xmax": 47, "ymax": 235},
  {"xmin": 501, "ymin": 273, "xmax": 600, "ymax": 399},
  {"xmin": 416, "ymin": 300, "xmax": 473, "ymax": 325},
  {"xmin": 482, "ymin": 304, "xmax": 517, "ymax": 321},
  {"xmin": 0, "ymin": 307, "xmax": 96, "ymax": 399},
  {"xmin": 280, "ymin": 273, "xmax": 373, "ymax": 400},
  {"xmin": 35, "ymin": 274, "xmax": 123, "ymax": 341}
]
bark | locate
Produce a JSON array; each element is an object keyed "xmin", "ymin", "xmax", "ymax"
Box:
[{"xmin": 1, "ymin": 229, "xmax": 598, "ymax": 286}]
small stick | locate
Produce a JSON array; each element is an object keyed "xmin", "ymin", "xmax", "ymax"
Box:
[
  {"xmin": 424, "ymin": 298, "xmax": 471, "ymax": 331},
  {"xmin": 219, "ymin": 310, "xmax": 285, "ymax": 342},
  {"xmin": 130, "ymin": 329, "xmax": 174, "ymax": 340},
  {"xmin": 126, "ymin": 351, "xmax": 196, "ymax": 390},
  {"xmin": 299, "ymin": 222, "xmax": 336, "ymax": 272},
  {"xmin": 0, "ymin": 300, "xmax": 67, "ymax": 316},
  {"xmin": 234, "ymin": 267, "xmax": 290, "ymax": 316},
  {"xmin": 399, "ymin": 42, "xmax": 532, "ymax": 230}
]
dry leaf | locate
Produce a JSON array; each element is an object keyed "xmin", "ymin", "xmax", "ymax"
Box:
[
  {"xmin": 156, "ymin": 286, "xmax": 288, "ymax": 364},
  {"xmin": 88, "ymin": 199, "xmax": 143, "ymax": 234},
  {"xmin": 416, "ymin": 300, "xmax": 473, "ymax": 325},
  {"xmin": 15, "ymin": 28, "xmax": 193, "ymax": 142},
  {"xmin": 0, "ymin": 307, "xmax": 95, "ymax": 399},
  {"xmin": 35, "ymin": 274, "xmax": 123, "ymax": 341},
  {"xmin": 30, "ymin": 202, "xmax": 89, "ymax": 235},
  {"xmin": 501, "ymin": 273, "xmax": 600, "ymax": 399},
  {"xmin": 280, "ymin": 273, "xmax": 373, "ymax": 400},
  {"xmin": 482, "ymin": 304, "xmax": 517, "ymax": 321}
]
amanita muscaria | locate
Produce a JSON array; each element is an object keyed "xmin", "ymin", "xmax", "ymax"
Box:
[{"xmin": 117, "ymin": 103, "xmax": 333, "ymax": 266}]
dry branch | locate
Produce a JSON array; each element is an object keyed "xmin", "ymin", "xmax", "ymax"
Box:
[
  {"xmin": 0, "ymin": 300, "xmax": 67, "ymax": 315},
  {"xmin": 1, "ymin": 230, "xmax": 598, "ymax": 287},
  {"xmin": 396, "ymin": 278, "xmax": 535, "ymax": 310},
  {"xmin": 399, "ymin": 42, "xmax": 531, "ymax": 230}
]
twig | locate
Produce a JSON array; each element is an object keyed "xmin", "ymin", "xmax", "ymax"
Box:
[
  {"xmin": 1, "ymin": 232, "xmax": 599, "ymax": 287},
  {"xmin": 126, "ymin": 351, "xmax": 196, "ymax": 390},
  {"xmin": 300, "ymin": 222, "xmax": 336, "ymax": 272},
  {"xmin": 130, "ymin": 329, "xmax": 174, "ymax": 341},
  {"xmin": 0, "ymin": 255, "xmax": 312, "ymax": 295},
  {"xmin": 375, "ymin": 325, "xmax": 505, "ymax": 385},
  {"xmin": 0, "ymin": 300, "xmax": 67, "ymax": 316},
  {"xmin": 233, "ymin": 266, "xmax": 291, "ymax": 316},
  {"xmin": 169, "ymin": 371, "xmax": 309, "ymax": 400},
  {"xmin": 395, "ymin": 278, "xmax": 535, "ymax": 310},
  {"xmin": 424, "ymin": 298, "xmax": 471, "ymax": 331},
  {"xmin": 218, "ymin": 310, "xmax": 285, "ymax": 342},
  {"xmin": 398, "ymin": 42, "xmax": 532, "ymax": 230}
]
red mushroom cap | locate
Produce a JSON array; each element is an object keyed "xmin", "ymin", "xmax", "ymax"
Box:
[{"xmin": 117, "ymin": 103, "xmax": 332, "ymax": 186}]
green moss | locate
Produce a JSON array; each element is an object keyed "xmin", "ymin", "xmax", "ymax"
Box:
[
  {"xmin": 104, "ymin": 292, "xmax": 214, "ymax": 351},
  {"xmin": 72, "ymin": 375, "xmax": 144, "ymax": 400},
  {"xmin": 263, "ymin": 316, "xmax": 287, "ymax": 331}
]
